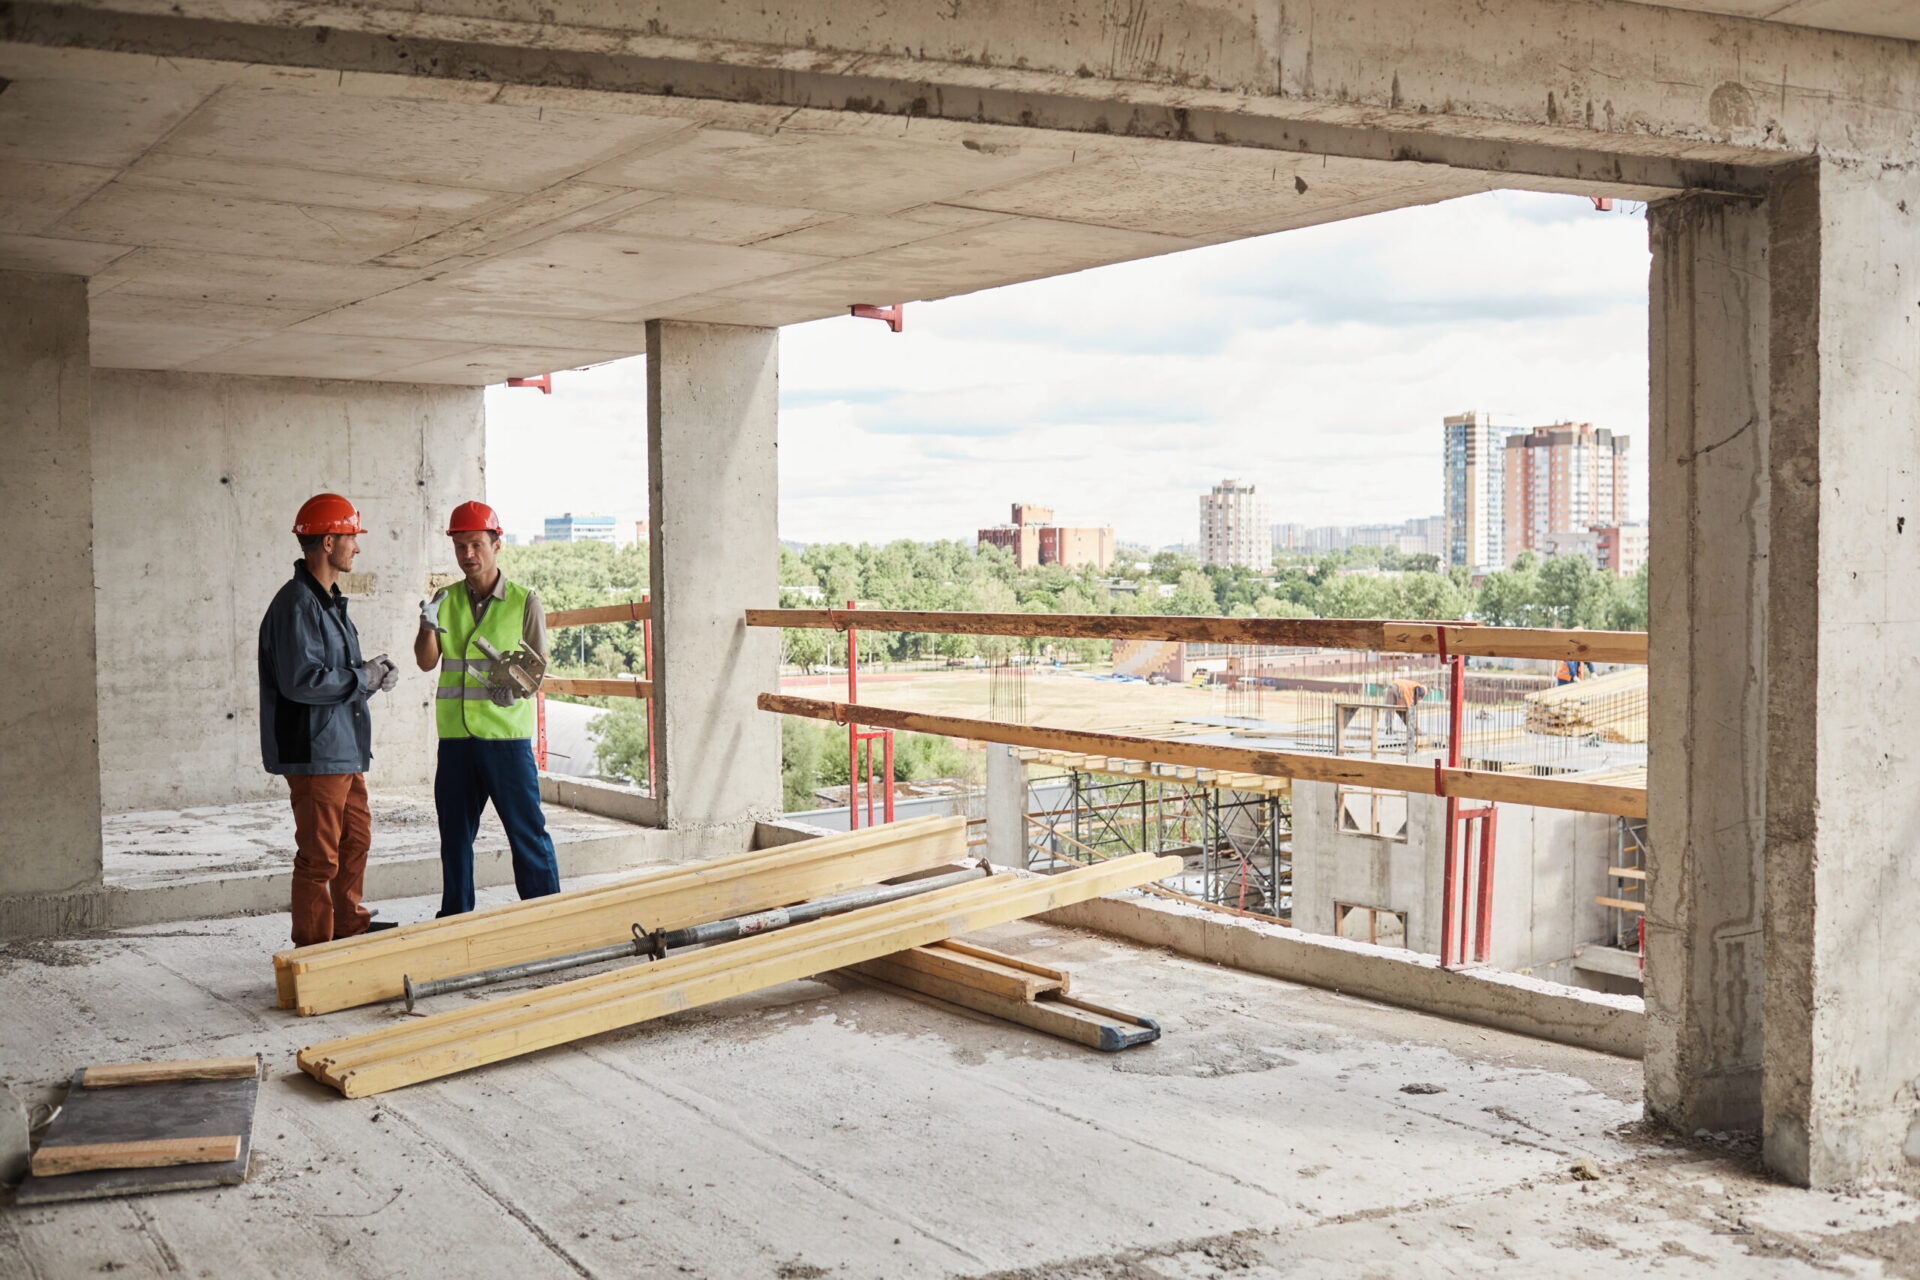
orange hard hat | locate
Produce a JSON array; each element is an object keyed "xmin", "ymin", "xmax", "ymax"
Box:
[
  {"xmin": 446, "ymin": 500, "xmax": 503, "ymax": 535},
  {"xmin": 292, "ymin": 493, "xmax": 366, "ymax": 536}
]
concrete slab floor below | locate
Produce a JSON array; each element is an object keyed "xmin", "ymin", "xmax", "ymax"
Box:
[
  {"xmin": 2, "ymin": 885, "xmax": 1917, "ymax": 1279},
  {"xmin": 102, "ymin": 787, "xmax": 641, "ymax": 891}
]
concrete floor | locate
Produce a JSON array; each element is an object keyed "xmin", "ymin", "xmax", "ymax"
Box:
[
  {"xmin": 3, "ymin": 884, "xmax": 1917, "ymax": 1279},
  {"xmin": 101, "ymin": 787, "xmax": 640, "ymax": 890}
]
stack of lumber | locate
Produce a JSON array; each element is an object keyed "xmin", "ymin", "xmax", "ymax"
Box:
[
  {"xmin": 849, "ymin": 941, "xmax": 1160, "ymax": 1052},
  {"xmin": 1523, "ymin": 668, "xmax": 1648, "ymax": 742},
  {"xmin": 297, "ymin": 852, "xmax": 1177, "ymax": 1097},
  {"xmin": 274, "ymin": 815, "xmax": 969, "ymax": 1016}
]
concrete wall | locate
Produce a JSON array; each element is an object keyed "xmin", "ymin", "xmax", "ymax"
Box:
[
  {"xmin": 90, "ymin": 370, "xmax": 483, "ymax": 811},
  {"xmin": 1293, "ymin": 780, "xmax": 1613, "ymax": 975},
  {"xmin": 1763, "ymin": 158, "xmax": 1920, "ymax": 1188},
  {"xmin": 1645, "ymin": 194, "xmax": 1770, "ymax": 1133},
  {"xmin": 0, "ymin": 271, "xmax": 102, "ymax": 897},
  {"xmin": 646, "ymin": 321, "xmax": 781, "ymax": 833}
]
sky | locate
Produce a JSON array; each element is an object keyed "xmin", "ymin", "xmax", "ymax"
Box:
[{"xmin": 484, "ymin": 189, "xmax": 1651, "ymax": 550}]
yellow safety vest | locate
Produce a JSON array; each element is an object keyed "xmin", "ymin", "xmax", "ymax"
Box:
[{"xmin": 434, "ymin": 580, "xmax": 536, "ymax": 739}]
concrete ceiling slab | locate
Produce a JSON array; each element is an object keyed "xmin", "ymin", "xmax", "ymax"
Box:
[
  {"xmin": 1639, "ymin": 0, "xmax": 1920, "ymax": 41},
  {"xmin": 159, "ymin": 85, "xmax": 696, "ymax": 194},
  {"xmin": 377, "ymin": 344, "xmax": 633, "ymax": 385},
  {"xmin": 592, "ymin": 194, "xmax": 838, "ymax": 248},
  {"xmin": 0, "ymin": 233, "xmax": 133, "ymax": 277},
  {"xmin": 89, "ymin": 249, "xmax": 423, "ymax": 312},
  {"xmin": 578, "ymin": 127, "xmax": 1080, "ymax": 217},
  {"xmin": 0, "ymin": 159, "xmax": 116, "ymax": 235},
  {"xmin": 120, "ymin": 153, "xmax": 508, "ymax": 219},
  {"xmin": 751, "ymin": 204, "xmax": 1011, "ymax": 258},
  {"xmin": 0, "ymin": 77, "xmax": 214, "ymax": 168},
  {"xmin": 52, "ymin": 181, "xmax": 468, "ymax": 264},
  {"xmin": 177, "ymin": 330, "xmax": 485, "ymax": 380}
]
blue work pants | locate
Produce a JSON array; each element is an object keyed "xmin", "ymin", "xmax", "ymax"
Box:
[{"xmin": 434, "ymin": 737, "xmax": 561, "ymax": 917}]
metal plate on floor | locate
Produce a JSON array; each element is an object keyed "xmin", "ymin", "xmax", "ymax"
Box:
[{"xmin": 16, "ymin": 1069, "xmax": 260, "ymax": 1204}]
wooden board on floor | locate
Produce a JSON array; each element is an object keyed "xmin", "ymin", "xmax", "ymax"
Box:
[
  {"xmin": 16, "ymin": 1067, "xmax": 260, "ymax": 1205},
  {"xmin": 274, "ymin": 816, "xmax": 969, "ymax": 1015},
  {"xmin": 81, "ymin": 1057, "xmax": 260, "ymax": 1088},
  {"xmin": 298, "ymin": 854, "xmax": 1179, "ymax": 1097}
]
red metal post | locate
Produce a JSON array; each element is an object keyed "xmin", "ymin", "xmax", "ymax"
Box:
[
  {"xmin": 847, "ymin": 600, "xmax": 859, "ymax": 831},
  {"xmin": 1474, "ymin": 807, "xmax": 1500, "ymax": 963},
  {"xmin": 535, "ymin": 691, "xmax": 548, "ymax": 771},
  {"xmin": 1438, "ymin": 653, "xmax": 1466, "ymax": 966}
]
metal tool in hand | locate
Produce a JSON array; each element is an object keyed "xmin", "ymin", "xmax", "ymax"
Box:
[{"xmin": 471, "ymin": 635, "xmax": 545, "ymax": 706}]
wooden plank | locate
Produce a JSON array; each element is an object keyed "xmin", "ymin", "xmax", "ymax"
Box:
[
  {"xmin": 744, "ymin": 609, "xmax": 1647, "ymax": 665},
  {"xmin": 299, "ymin": 854, "xmax": 1178, "ymax": 1097},
  {"xmin": 546, "ymin": 600, "xmax": 650, "ymax": 628},
  {"xmin": 855, "ymin": 966, "xmax": 1161, "ymax": 1052},
  {"xmin": 543, "ymin": 677, "xmax": 651, "ymax": 699},
  {"xmin": 1596, "ymin": 896, "xmax": 1647, "ymax": 912},
  {"xmin": 1607, "ymin": 867, "xmax": 1648, "ymax": 880},
  {"xmin": 82, "ymin": 1058, "xmax": 259, "ymax": 1089},
  {"xmin": 275, "ymin": 816, "xmax": 967, "ymax": 1015},
  {"xmin": 31, "ymin": 1136, "xmax": 242, "ymax": 1178},
  {"xmin": 853, "ymin": 944, "xmax": 1066, "ymax": 1001},
  {"xmin": 16, "ymin": 1070, "xmax": 260, "ymax": 1205},
  {"xmin": 764, "ymin": 693, "xmax": 1647, "ymax": 819}
]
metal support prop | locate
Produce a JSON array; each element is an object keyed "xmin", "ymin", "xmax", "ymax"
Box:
[
  {"xmin": 1439, "ymin": 653, "xmax": 1466, "ymax": 967},
  {"xmin": 402, "ymin": 864, "xmax": 993, "ymax": 1010}
]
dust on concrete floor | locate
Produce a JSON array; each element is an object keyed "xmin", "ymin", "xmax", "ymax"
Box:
[
  {"xmin": 102, "ymin": 787, "xmax": 639, "ymax": 889},
  {"xmin": 2, "ymin": 889, "xmax": 1917, "ymax": 1280}
]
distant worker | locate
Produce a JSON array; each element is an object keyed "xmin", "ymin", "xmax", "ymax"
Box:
[
  {"xmin": 258, "ymin": 494, "xmax": 399, "ymax": 946},
  {"xmin": 414, "ymin": 500, "xmax": 560, "ymax": 917},
  {"xmin": 1555, "ymin": 659, "xmax": 1594, "ymax": 685}
]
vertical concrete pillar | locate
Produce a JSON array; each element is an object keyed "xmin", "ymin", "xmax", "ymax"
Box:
[
  {"xmin": 1763, "ymin": 158, "xmax": 1920, "ymax": 1187},
  {"xmin": 646, "ymin": 321, "xmax": 781, "ymax": 831},
  {"xmin": 0, "ymin": 272, "xmax": 102, "ymax": 898},
  {"xmin": 984, "ymin": 746, "xmax": 1028, "ymax": 869},
  {"xmin": 1644, "ymin": 195, "xmax": 1770, "ymax": 1133}
]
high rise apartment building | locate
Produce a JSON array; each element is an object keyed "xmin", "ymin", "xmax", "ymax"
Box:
[
  {"xmin": 543, "ymin": 512, "xmax": 616, "ymax": 544},
  {"xmin": 1199, "ymin": 479, "xmax": 1268, "ymax": 568},
  {"xmin": 1503, "ymin": 423, "xmax": 1630, "ymax": 561},
  {"xmin": 1442, "ymin": 411, "xmax": 1515, "ymax": 572}
]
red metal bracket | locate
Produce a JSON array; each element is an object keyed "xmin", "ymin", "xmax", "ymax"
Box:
[
  {"xmin": 850, "ymin": 303, "xmax": 905, "ymax": 332},
  {"xmin": 1590, "ymin": 197, "xmax": 1615, "ymax": 212},
  {"xmin": 507, "ymin": 373, "xmax": 553, "ymax": 394}
]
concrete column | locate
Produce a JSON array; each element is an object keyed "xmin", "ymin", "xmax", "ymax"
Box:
[
  {"xmin": 984, "ymin": 746, "xmax": 1028, "ymax": 869},
  {"xmin": 0, "ymin": 272, "xmax": 102, "ymax": 898},
  {"xmin": 1763, "ymin": 158, "xmax": 1920, "ymax": 1188},
  {"xmin": 1643, "ymin": 195, "xmax": 1770, "ymax": 1134},
  {"xmin": 646, "ymin": 321, "xmax": 781, "ymax": 831}
]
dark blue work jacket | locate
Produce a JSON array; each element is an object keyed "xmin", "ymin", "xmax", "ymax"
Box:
[{"xmin": 257, "ymin": 561, "xmax": 374, "ymax": 776}]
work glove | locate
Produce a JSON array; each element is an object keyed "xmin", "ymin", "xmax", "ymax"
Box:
[
  {"xmin": 488, "ymin": 684, "xmax": 517, "ymax": 709},
  {"xmin": 419, "ymin": 591, "xmax": 447, "ymax": 634},
  {"xmin": 375, "ymin": 654, "xmax": 399, "ymax": 693},
  {"xmin": 360, "ymin": 655, "xmax": 396, "ymax": 693}
]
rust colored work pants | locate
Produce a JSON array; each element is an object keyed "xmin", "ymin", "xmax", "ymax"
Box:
[{"xmin": 286, "ymin": 772, "xmax": 373, "ymax": 946}]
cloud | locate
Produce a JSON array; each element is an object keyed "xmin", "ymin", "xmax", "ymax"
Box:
[{"xmin": 487, "ymin": 187, "xmax": 1651, "ymax": 549}]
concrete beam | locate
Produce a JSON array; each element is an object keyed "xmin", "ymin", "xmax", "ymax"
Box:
[
  {"xmin": 0, "ymin": 270, "xmax": 101, "ymax": 898},
  {"xmin": 1645, "ymin": 193, "xmax": 1770, "ymax": 1134},
  {"xmin": 13, "ymin": 0, "xmax": 1919, "ymax": 194},
  {"xmin": 646, "ymin": 320, "xmax": 781, "ymax": 834},
  {"xmin": 1763, "ymin": 157, "xmax": 1920, "ymax": 1188},
  {"xmin": 983, "ymin": 746, "xmax": 1027, "ymax": 871}
]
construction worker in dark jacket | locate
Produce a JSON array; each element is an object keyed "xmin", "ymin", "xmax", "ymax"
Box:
[
  {"xmin": 412, "ymin": 500, "xmax": 561, "ymax": 917},
  {"xmin": 258, "ymin": 493, "xmax": 399, "ymax": 946}
]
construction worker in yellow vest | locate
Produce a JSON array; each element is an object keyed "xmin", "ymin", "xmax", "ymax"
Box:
[{"xmin": 412, "ymin": 500, "xmax": 561, "ymax": 917}]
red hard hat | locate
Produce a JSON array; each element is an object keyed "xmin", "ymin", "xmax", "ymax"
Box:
[
  {"xmin": 292, "ymin": 493, "xmax": 366, "ymax": 536},
  {"xmin": 446, "ymin": 501, "xmax": 503, "ymax": 535}
]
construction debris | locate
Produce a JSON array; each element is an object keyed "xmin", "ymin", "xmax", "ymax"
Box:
[
  {"xmin": 298, "ymin": 852, "xmax": 1177, "ymax": 1097},
  {"xmin": 1523, "ymin": 668, "xmax": 1647, "ymax": 742}
]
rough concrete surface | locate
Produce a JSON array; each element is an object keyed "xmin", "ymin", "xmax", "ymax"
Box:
[{"xmin": 3, "ymin": 897, "xmax": 1918, "ymax": 1278}]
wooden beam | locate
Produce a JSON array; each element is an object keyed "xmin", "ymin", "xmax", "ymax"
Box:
[
  {"xmin": 274, "ymin": 816, "xmax": 968, "ymax": 1015},
  {"xmin": 854, "ymin": 964, "xmax": 1161, "ymax": 1052},
  {"xmin": 764, "ymin": 693, "xmax": 1647, "ymax": 819},
  {"xmin": 1607, "ymin": 866, "xmax": 1648, "ymax": 880},
  {"xmin": 81, "ymin": 1057, "xmax": 259, "ymax": 1088},
  {"xmin": 31, "ymin": 1135, "xmax": 242, "ymax": 1177},
  {"xmin": 298, "ymin": 854, "xmax": 1178, "ymax": 1097},
  {"xmin": 853, "ymin": 943, "xmax": 1066, "ymax": 1001},
  {"xmin": 742, "ymin": 609, "xmax": 1647, "ymax": 665},
  {"xmin": 1596, "ymin": 896, "xmax": 1647, "ymax": 912},
  {"xmin": 542, "ymin": 677, "xmax": 651, "ymax": 699},
  {"xmin": 546, "ymin": 600, "xmax": 650, "ymax": 628}
]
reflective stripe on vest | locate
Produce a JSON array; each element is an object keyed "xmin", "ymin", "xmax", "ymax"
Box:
[{"xmin": 434, "ymin": 580, "xmax": 536, "ymax": 740}]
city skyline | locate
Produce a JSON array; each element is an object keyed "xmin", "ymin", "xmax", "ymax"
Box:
[{"xmin": 485, "ymin": 189, "xmax": 1651, "ymax": 548}]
